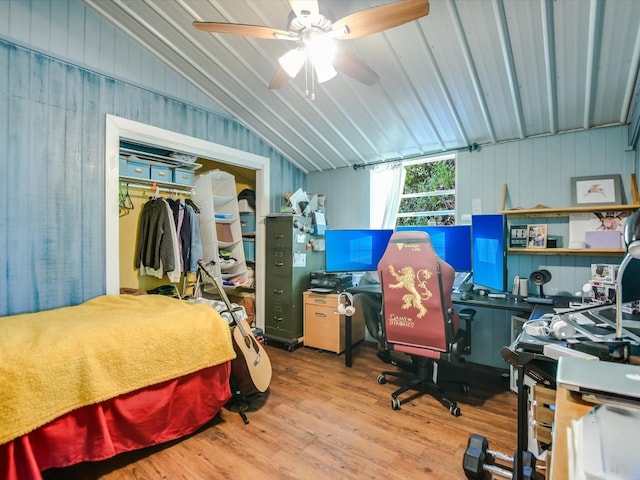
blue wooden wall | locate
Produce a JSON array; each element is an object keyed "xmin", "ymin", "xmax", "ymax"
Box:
[{"xmin": 0, "ymin": 39, "xmax": 305, "ymax": 316}]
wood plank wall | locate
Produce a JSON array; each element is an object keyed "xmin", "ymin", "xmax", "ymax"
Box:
[{"xmin": 0, "ymin": 0, "xmax": 306, "ymax": 316}]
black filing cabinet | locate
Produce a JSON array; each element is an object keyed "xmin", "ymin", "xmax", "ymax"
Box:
[{"xmin": 264, "ymin": 215, "xmax": 325, "ymax": 346}]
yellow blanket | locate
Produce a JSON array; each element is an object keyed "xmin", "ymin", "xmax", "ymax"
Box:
[{"xmin": 0, "ymin": 294, "xmax": 236, "ymax": 445}]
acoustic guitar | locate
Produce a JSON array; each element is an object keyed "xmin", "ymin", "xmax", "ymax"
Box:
[{"xmin": 197, "ymin": 261, "xmax": 272, "ymax": 395}]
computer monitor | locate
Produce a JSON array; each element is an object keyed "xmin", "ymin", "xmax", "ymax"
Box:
[
  {"xmin": 621, "ymin": 257, "xmax": 640, "ymax": 303},
  {"xmin": 395, "ymin": 225, "xmax": 472, "ymax": 272},
  {"xmin": 471, "ymin": 214, "xmax": 507, "ymax": 292},
  {"xmin": 325, "ymin": 229, "xmax": 394, "ymax": 273}
]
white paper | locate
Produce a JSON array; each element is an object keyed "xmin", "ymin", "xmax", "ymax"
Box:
[
  {"xmin": 288, "ymin": 188, "xmax": 307, "ymax": 214},
  {"xmin": 313, "ymin": 211, "xmax": 326, "ymax": 225},
  {"xmin": 293, "ymin": 252, "xmax": 306, "ymax": 267}
]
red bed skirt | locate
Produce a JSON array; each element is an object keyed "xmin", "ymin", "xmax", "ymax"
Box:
[{"xmin": 1, "ymin": 362, "xmax": 232, "ymax": 480}]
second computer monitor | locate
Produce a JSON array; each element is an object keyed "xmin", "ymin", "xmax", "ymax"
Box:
[
  {"xmin": 396, "ymin": 225, "xmax": 472, "ymax": 272},
  {"xmin": 471, "ymin": 214, "xmax": 507, "ymax": 292}
]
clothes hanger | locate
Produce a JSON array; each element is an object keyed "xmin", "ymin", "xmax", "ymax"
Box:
[{"xmin": 124, "ymin": 184, "xmax": 134, "ymax": 210}]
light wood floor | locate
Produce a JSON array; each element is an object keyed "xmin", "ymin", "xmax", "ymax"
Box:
[{"xmin": 44, "ymin": 342, "xmax": 519, "ymax": 480}]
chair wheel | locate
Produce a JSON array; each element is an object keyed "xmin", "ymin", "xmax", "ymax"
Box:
[
  {"xmin": 377, "ymin": 374, "xmax": 387, "ymax": 384},
  {"xmin": 391, "ymin": 398, "xmax": 401, "ymax": 410},
  {"xmin": 460, "ymin": 384, "xmax": 470, "ymax": 394},
  {"xmin": 450, "ymin": 405, "xmax": 461, "ymax": 417}
]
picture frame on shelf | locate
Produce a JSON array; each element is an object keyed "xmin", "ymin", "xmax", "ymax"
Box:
[
  {"xmin": 509, "ymin": 224, "xmax": 528, "ymax": 247},
  {"xmin": 527, "ymin": 224, "xmax": 548, "ymax": 248},
  {"xmin": 570, "ymin": 174, "xmax": 622, "ymax": 207}
]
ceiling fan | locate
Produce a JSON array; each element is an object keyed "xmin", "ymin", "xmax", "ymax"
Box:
[{"xmin": 193, "ymin": 0, "xmax": 429, "ymax": 98}]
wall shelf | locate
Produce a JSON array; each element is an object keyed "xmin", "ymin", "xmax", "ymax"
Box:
[
  {"xmin": 500, "ymin": 173, "xmax": 640, "ymax": 216},
  {"xmin": 507, "ymin": 247, "xmax": 625, "ymax": 256},
  {"xmin": 500, "ymin": 203, "xmax": 640, "ymax": 218},
  {"xmin": 501, "ymin": 174, "xmax": 639, "ymax": 257}
]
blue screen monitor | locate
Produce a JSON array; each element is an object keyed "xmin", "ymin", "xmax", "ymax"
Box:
[
  {"xmin": 471, "ymin": 214, "xmax": 507, "ymax": 292},
  {"xmin": 325, "ymin": 229, "xmax": 394, "ymax": 272},
  {"xmin": 396, "ymin": 225, "xmax": 472, "ymax": 272}
]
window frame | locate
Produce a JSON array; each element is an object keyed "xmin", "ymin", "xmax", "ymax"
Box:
[{"xmin": 396, "ymin": 153, "xmax": 457, "ymax": 225}]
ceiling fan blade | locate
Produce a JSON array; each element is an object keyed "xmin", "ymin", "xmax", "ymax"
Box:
[
  {"xmin": 268, "ymin": 66, "xmax": 292, "ymax": 90},
  {"xmin": 332, "ymin": 0, "xmax": 429, "ymax": 40},
  {"xmin": 193, "ymin": 22, "xmax": 294, "ymax": 40},
  {"xmin": 289, "ymin": 0, "xmax": 320, "ymax": 19},
  {"xmin": 333, "ymin": 47, "xmax": 380, "ymax": 86}
]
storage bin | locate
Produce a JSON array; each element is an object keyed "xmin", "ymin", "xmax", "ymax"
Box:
[
  {"xmin": 173, "ymin": 168, "xmax": 195, "ymax": 186},
  {"xmin": 125, "ymin": 160, "xmax": 150, "ymax": 179},
  {"xmin": 150, "ymin": 165, "xmax": 171, "ymax": 182},
  {"xmin": 243, "ymin": 238, "xmax": 255, "ymax": 261},
  {"xmin": 216, "ymin": 223, "xmax": 234, "ymax": 243},
  {"xmin": 240, "ymin": 212, "xmax": 256, "ymax": 234}
]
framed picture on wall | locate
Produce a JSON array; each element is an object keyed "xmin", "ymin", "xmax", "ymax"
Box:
[
  {"xmin": 509, "ymin": 225, "xmax": 528, "ymax": 247},
  {"xmin": 570, "ymin": 174, "xmax": 622, "ymax": 207},
  {"xmin": 527, "ymin": 224, "xmax": 548, "ymax": 248}
]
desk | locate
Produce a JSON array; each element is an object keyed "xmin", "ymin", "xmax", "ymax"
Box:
[
  {"xmin": 503, "ymin": 312, "xmax": 640, "ymax": 480},
  {"xmin": 345, "ymin": 284, "xmax": 538, "ymax": 367},
  {"xmin": 549, "ymin": 387, "xmax": 594, "ymax": 479},
  {"xmin": 347, "ymin": 283, "xmax": 537, "ymax": 313},
  {"xmin": 344, "ymin": 284, "xmax": 383, "ymax": 367}
]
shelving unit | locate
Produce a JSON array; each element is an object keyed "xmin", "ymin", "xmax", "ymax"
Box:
[
  {"xmin": 500, "ymin": 176, "xmax": 640, "ymax": 256},
  {"xmin": 119, "ymin": 146, "xmax": 201, "ymax": 192},
  {"xmin": 193, "ymin": 170, "xmax": 247, "ymax": 287}
]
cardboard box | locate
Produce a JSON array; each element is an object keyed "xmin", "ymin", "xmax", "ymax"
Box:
[{"xmin": 591, "ymin": 264, "xmax": 618, "ymax": 283}]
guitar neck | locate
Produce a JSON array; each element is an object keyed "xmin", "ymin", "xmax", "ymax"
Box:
[{"xmin": 197, "ymin": 260, "xmax": 250, "ymax": 332}]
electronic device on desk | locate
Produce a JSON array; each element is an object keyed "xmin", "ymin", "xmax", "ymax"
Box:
[
  {"xmin": 526, "ymin": 269, "xmax": 555, "ymax": 305},
  {"xmin": 309, "ymin": 271, "xmax": 353, "ymax": 293},
  {"xmin": 324, "ymin": 229, "xmax": 393, "ymax": 273},
  {"xmin": 471, "ymin": 214, "xmax": 507, "ymax": 293},
  {"xmin": 396, "ymin": 224, "xmax": 472, "ymax": 272}
]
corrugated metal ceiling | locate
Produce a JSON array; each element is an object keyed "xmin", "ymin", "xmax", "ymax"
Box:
[{"xmin": 83, "ymin": 0, "xmax": 640, "ymax": 173}]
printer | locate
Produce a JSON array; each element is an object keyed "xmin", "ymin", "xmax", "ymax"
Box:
[{"xmin": 309, "ymin": 271, "xmax": 353, "ymax": 293}]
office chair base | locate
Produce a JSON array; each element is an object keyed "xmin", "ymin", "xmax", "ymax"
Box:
[{"xmin": 377, "ymin": 363, "xmax": 464, "ymax": 417}]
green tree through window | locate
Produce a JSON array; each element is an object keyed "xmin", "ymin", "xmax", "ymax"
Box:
[{"xmin": 396, "ymin": 154, "xmax": 456, "ymax": 226}]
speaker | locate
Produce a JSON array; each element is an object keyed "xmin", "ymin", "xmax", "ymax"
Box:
[
  {"xmin": 337, "ymin": 292, "xmax": 355, "ymax": 316},
  {"xmin": 529, "ymin": 269, "xmax": 552, "ymax": 297},
  {"xmin": 529, "ymin": 269, "xmax": 552, "ymax": 285}
]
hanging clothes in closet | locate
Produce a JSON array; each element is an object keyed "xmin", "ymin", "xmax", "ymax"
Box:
[
  {"xmin": 166, "ymin": 198, "xmax": 203, "ymax": 274},
  {"xmin": 136, "ymin": 196, "xmax": 203, "ymax": 283}
]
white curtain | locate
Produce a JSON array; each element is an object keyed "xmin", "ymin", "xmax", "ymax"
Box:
[
  {"xmin": 361, "ymin": 163, "xmax": 406, "ymax": 284},
  {"xmin": 379, "ymin": 163, "xmax": 406, "ymax": 229}
]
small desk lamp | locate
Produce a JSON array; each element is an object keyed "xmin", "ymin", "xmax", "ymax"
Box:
[{"xmin": 613, "ymin": 209, "xmax": 640, "ymax": 356}]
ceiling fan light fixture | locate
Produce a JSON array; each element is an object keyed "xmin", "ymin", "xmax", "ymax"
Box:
[
  {"xmin": 278, "ymin": 47, "xmax": 305, "ymax": 78},
  {"xmin": 314, "ymin": 60, "xmax": 337, "ymax": 83}
]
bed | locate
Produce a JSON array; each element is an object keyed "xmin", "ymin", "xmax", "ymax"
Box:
[{"xmin": 0, "ymin": 294, "xmax": 237, "ymax": 480}]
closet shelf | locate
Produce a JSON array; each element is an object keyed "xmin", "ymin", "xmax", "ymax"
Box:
[
  {"xmin": 120, "ymin": 147, "xmax": 201, "ymax": 171},
  {"xmin": 119, "ymin": 176, "xmax": 194, "ymax": 193}
]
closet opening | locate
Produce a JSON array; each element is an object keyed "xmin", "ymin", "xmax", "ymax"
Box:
[{"xmin": 105, "ymin": 115, "xmax": 269, "ymax": 329}]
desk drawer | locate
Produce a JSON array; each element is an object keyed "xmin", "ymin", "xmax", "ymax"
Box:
[
  {"xmin": 532, "ymin": 384, "xmax": 555, "ymax": 445},
  {"xmin": 303, "ymin": 291, "xmax": 365, "ymax": 354}
]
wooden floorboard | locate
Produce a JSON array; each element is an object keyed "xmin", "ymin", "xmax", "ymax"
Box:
[{"xmin": 43, "ymin": 342, "xmax": 520, "ymax": 479}]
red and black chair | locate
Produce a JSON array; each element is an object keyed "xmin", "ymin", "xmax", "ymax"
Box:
[{"xmin": 377, "ymin": 231, "xmax": 475, "ymax": 416}]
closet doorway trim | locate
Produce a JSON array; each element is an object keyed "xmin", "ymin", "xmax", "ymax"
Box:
[{"xmin": 105, "ymin": 114, "xmax": 269, "ymax": 329}]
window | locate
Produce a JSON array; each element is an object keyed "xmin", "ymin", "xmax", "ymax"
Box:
[{"xmin": 396, "ymin": 154, "xmax": 457, "ymax": 226}]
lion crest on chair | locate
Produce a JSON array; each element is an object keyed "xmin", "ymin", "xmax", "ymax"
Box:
[{"xmin": 387, "ymin": 265, "xmax": 433, "ymax": 318}]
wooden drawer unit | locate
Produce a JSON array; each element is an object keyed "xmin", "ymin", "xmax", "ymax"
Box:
[
  {"xmin": 532, "ymin": 383, "xmax": 555, "ymax": 445},
  {"xmin": 303, "ymin": 291, "xmax": 365, "ymax": 354}
]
